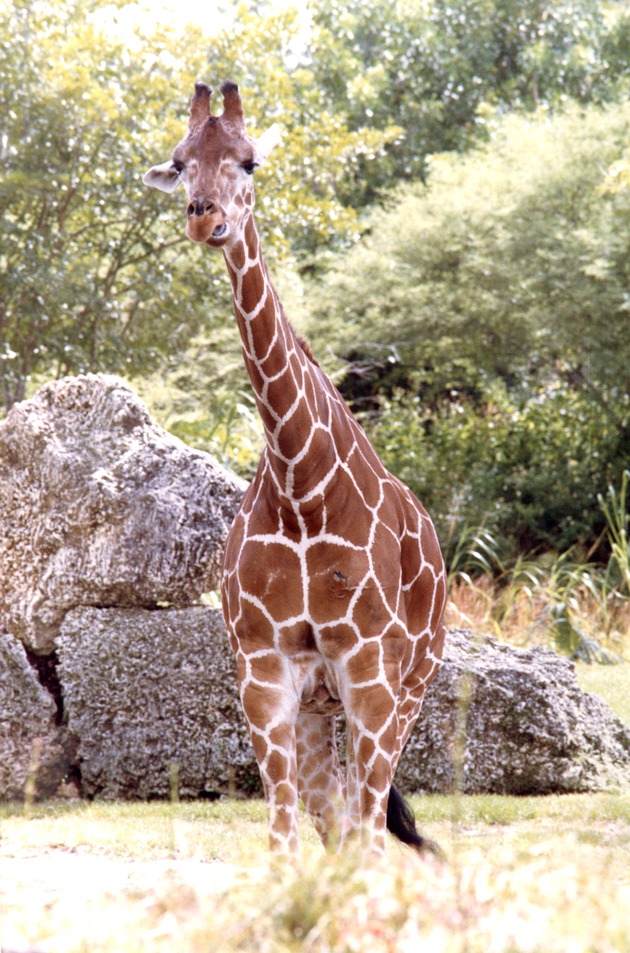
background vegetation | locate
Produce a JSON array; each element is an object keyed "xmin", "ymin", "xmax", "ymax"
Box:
[{"xmin": 1, "ymin": 0, "xmax": 629, "ymax": 657}]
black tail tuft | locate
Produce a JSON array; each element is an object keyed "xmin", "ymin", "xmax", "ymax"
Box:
[{"xmin": 386, "ymin": 784, "xmax": 444, "ymax": 858}]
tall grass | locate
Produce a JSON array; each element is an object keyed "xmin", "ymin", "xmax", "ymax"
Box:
[
  {"xmin": 447, "ymin": 472, "xmax": 630, "ymax": 662},
  {"xmin": 598, "ymin": 468, "xmax": 630, "ymax": 609}
]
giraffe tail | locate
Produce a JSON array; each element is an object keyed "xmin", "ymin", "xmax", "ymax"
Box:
[{"xmin": 386, "ymin": 784, "xmax": 444, "ymax": 858}]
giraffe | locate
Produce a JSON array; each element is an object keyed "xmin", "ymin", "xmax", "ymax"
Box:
[{"xmin": 143, "ymin": 81, "xmax": 447, "ymax": 855}]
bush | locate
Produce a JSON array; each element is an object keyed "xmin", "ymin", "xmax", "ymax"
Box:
[{"xmin": 368, "ymin": 380, "xmax": 625, "ymax": 562}]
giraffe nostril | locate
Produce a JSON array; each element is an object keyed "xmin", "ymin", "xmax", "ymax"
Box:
[{"xmin": 188, "ymin": 198, "xmax": 215, "ymax": 217}]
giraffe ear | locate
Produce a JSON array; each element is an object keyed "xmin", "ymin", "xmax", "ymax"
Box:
[
  {"xmin": 142, "ymin": 160, "xmax": 183, "ymax": 193},
  {"xmin": 253, "ymin": 124, "xmax": 282, "ymax": 165}
]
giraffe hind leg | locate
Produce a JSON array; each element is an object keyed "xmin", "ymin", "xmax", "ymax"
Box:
[
  {"xmin": 296, "ymin": 712, "xmax": 346, "ymax": 849},
  {"xmin": 386, "ymin": 784, "xmax": 444, "ymax": 858}
]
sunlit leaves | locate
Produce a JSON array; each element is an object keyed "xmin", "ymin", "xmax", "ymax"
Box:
[
  {"xmin": 306, "ymin": 104, "xmax": 630, "ymax": 400},
  {"xmin": 0, "ymin": 0, "xmax": 214, "ymax": 407},
  {"xmin": 0, "ymin": 0, "xmax": 394, "ymax": 410},
  {"xmin": 307, "ymin": 0, "xmax": 629, "ymax": 192},
  {"xmin": 195, "ymin": 5, "xmax": 397, "ymax": 258}
]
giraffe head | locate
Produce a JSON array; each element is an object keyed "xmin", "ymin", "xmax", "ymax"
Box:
[{"xmin": 143, "ymin": 81, "xmax": 281, "ymax": 248}]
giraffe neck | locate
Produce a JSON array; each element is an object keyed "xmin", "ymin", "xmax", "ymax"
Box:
[{"xmin": 223, "ymin": 215, "xmax": 341, "ymax": 507}]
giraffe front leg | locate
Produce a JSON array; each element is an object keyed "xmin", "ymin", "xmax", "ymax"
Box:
[
  {"xmin": 239, "ymin": 657, "xmax": 300, "ymax": 853},
  {"xmin": 296, "ymin": 712, "xmax": 346, "ymax": 849},
  {"xmin": 249, "ymin": 722, "xmax": 299, "ymax": 853},
  {"xmin": 343, "ymin": 682, "xmax": 400, "ymax": 855}
]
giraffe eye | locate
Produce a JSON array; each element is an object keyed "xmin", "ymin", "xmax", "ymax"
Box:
[
  {"xmin": 241, "ymin": 160, "xmax": 259, "ymax": 175},
  {"xmin": 172, "ymin": 160, "xmax": 184, "ymax": 175}
]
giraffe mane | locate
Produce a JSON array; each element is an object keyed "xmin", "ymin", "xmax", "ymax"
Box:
[
  {"xmin": 278, "ymin": 297, "xmax": 319, "ymax": 366},
  {"xmin": 293, "ymin": 327, "xmax": 320, "ymax": 367}
]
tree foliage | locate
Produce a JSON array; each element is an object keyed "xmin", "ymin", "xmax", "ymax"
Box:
[
  {"xmin": 307, "ymin": 0, "xmax": 630, "ymax": 197},
  {"xmin": 307, "ymin": 105, "xmax": 630, "ymax": 399},
  {"xmin": 0, "ymin": 0, "xmax": 391, "ymax": 412},
  {"xmin": 305, "ymin": 105, "xmax": 630, "ymax": 556},
  {"xmin": 370, "ymin": 382, "xmax": 625, "ymax": 561},
  {"xmin": 0, "ymin": 0, "xmax": 212, "ymax": 407}
]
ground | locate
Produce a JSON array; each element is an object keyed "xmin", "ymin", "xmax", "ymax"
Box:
[{"xmin": 1, "ymin": 794, "xmax": 629, "ymax": 952}]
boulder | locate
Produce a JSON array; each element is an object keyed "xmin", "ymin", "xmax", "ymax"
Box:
[
  {"xmin": 397, "ymin": 628, "xmax": 630, "ymax": 794},
  {"xmin": 54, "ymin": 611, "xmax": 629, "ymax": 801},
  {"xmin": 57, "ymin": 606, "xmax": 259, "ymax": 799},
  {"xmin": 0, "ymin": 375, "xmax": 244, "ymax": 654},
  {"xmin": 0, "ymin": 630, "xmax": 73, "ymax": 799}
]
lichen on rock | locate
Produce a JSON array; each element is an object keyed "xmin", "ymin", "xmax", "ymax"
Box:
[
  {"xmin": 0, "ymin": 630, "xmax": 73, "ymax": 799},
  {"xmin": 0, "ymin": 374, "xmax": 244, "ymax": 654},
  {"xmin": 57, "ymin": 606, "xmax": 258, "ymax": 800},
  {"xmin": 398, "ymin": 628, "xmax": 630, "ymax": 795}
]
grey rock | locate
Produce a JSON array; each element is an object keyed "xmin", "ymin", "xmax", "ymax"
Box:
[
  {"xmin": 0, "ymin": 630, "xmax": 73, "ymax": 799},
  {"xmin": 0, "ymin": 374, "xmax": 244, "ymax": 654},
  {"xmin": 397, "ymin": 628, "xmax": 630, "ymax": 795},
  {"xmin": 57, "ymin": 606, "xmax": 259, "ymax": 799},
  {"xmin": 56, "ymin": 610, "xmax": 629, "ymax": 801}
]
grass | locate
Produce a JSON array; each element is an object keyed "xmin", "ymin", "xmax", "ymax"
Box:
[
  {"xmin": 1, "ymin": 794, "xmax": 629, "ymax": 952},
  {"xmin": 445, "ymin": 475, "xmax": 630, "ymax": 664},
  {"xmin": 2, "ymin": 793, "xmax": 629, "ymax": 860},
  {"xmin": 447, "ymin": 573, "xmax": 630, "ymax": 663},
  {"xmin": 574, "ymin": 661, "xmax": 630, "ymax": 724},
  {"xmin": 446, "ymin": 574, "xmax": 630, "ymax": 725},
  {"xmin": 0, "ymin": 799, "xmax": 274, "ymax": 863}
]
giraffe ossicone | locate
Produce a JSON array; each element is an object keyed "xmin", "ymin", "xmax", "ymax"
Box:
[{"xmin": 144, "ymin": 80, "xmax": 448, "ymax": 856}]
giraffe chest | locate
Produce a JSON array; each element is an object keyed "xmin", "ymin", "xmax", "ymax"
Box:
[
  {"xmin": 221, "ymin": 469, "xmax": 443, "ymax": 681},
  {"xmin": 222, "ymin": 520, "xmax": 409, "ymax": 679},
  {"xmin": 222, "ymin": 523, "xmax": 373, "ymax": 634}
]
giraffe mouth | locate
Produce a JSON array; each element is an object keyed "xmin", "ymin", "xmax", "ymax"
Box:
[
  {"xmin": 204, "ymin": 221, "xmax": 230, "ymax": 247},
  {"xmin": 186, "ymin": 213, "xmax": 230, "ymax": 245}
]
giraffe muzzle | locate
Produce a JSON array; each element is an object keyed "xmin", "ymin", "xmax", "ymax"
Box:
[
  {"xmin": 206, "ymin": 220, "xmax": 231, "ymax": 246},
  {"xmin": 185, "ymin": 204, "xmax": 229, "ymax": 244}
]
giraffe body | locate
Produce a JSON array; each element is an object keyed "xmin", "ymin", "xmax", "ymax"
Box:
[{"xmin": 144, "ymin": 82, "xmax": 447, "ymax": 854}]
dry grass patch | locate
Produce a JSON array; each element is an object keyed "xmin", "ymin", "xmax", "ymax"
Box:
[{"xmin": 1, "ymin": 794, "xmax": 629, "ymax": 953}]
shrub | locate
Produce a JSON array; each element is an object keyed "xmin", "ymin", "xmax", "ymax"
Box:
[{"xmin": 368, "ymin": 380, "xmax": 625, "ymax": 562}]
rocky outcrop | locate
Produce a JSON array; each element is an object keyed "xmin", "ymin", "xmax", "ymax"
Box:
[
  {"xmin": 0, "ymin": 375, "xmax": 244, "ymax": 654},
  {"xmin": 0, "ymin": 630, "xmax": 74, "ymax": 799},
  {"xmin": 57, "ymin": 606, "xmax": 259, "ymax": 800},
  {"xmin": 398, "ymin": 628, "xmax": 630, "ymax": 795},
  {"xmin": 54, "ymin": 614, "xmax": 630, "ymax": 800}
]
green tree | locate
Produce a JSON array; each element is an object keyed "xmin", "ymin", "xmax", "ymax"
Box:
[
  {"xmin": 305, "ymin": 104, "xmax": 630, "ymax": 555},
  {"xmin": 307, "ymin": 104, "xmax": 630, "ymax": 403},
  {"xmin": 307, "ymin": 0, "xmax": 630, "ymax": 195},
  {"xmin": 368, "ymin": 378, "xmax": 625, "ymax": 561},
  {"xmin": 0, "ymin": 0, "xmax": 394, "ymax": 415},
  {"xmin": 0, "ymin": 0, "xmax": 214, "ymax": 409}
]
